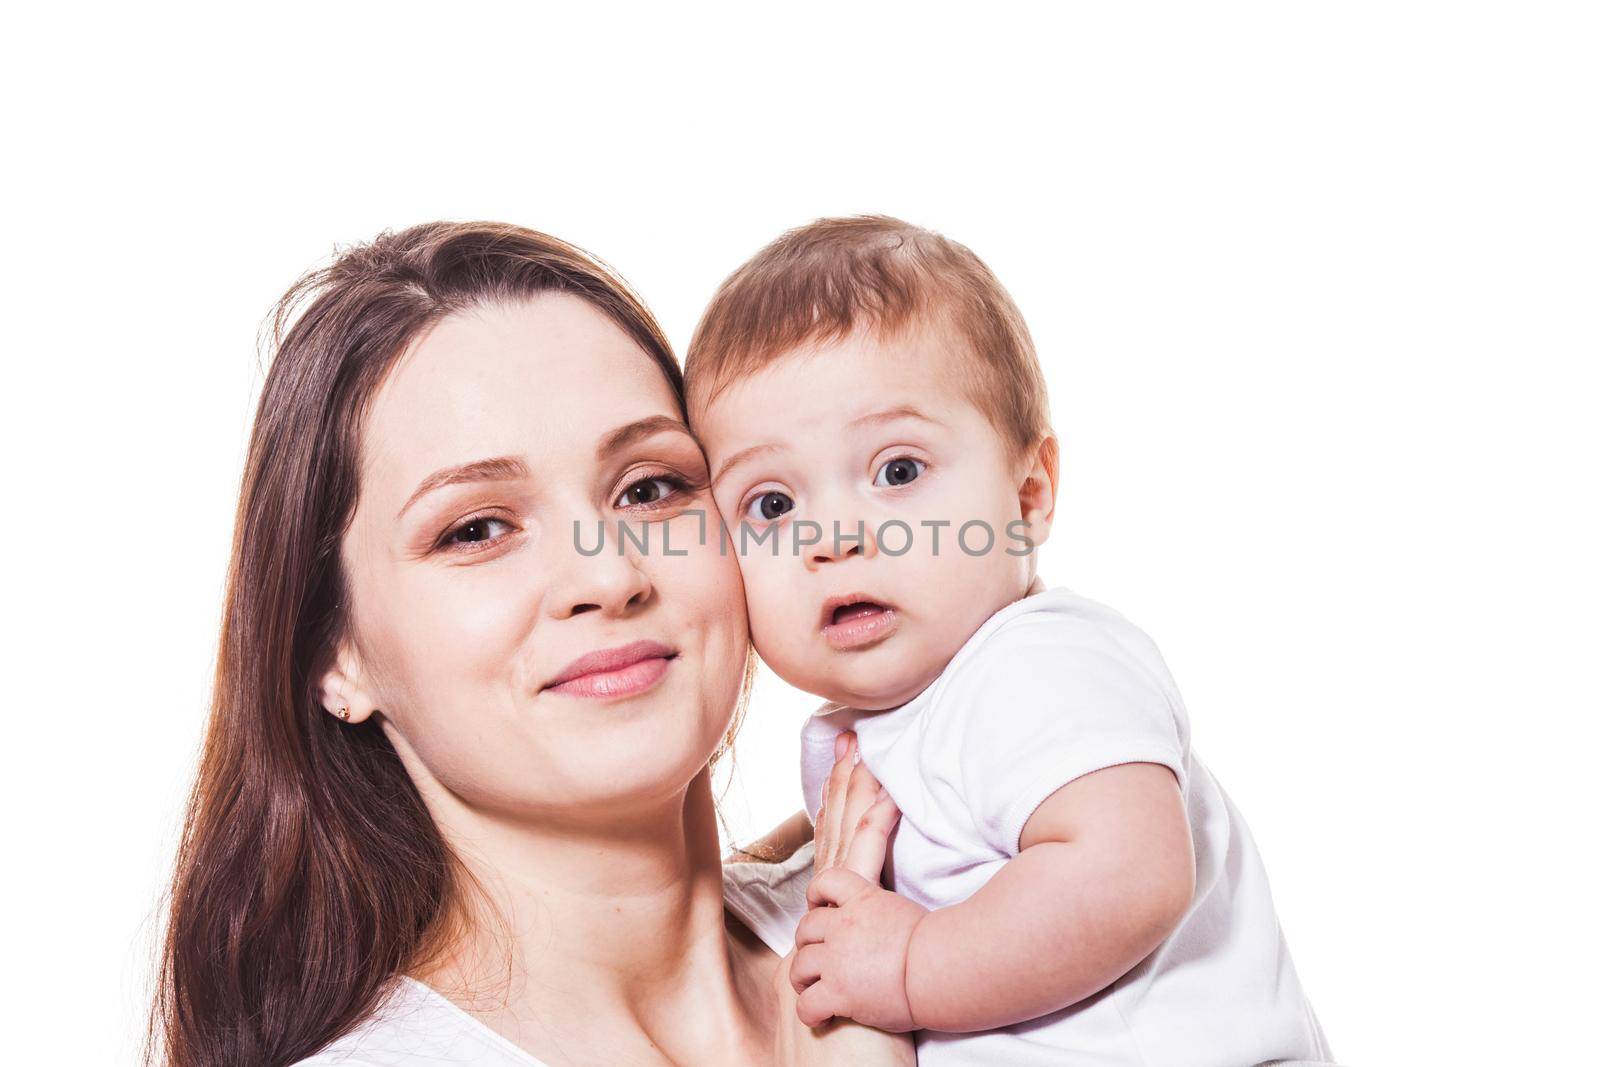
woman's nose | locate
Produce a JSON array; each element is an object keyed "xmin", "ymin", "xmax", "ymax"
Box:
[{"xmin": 545, "ymin": 512, "xmax": 655, "ymax": 619}]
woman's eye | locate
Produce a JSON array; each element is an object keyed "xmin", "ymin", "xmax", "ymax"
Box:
[
  {"xmin": 873, "ymin": 457, "xmax": 925, "ymax": 487},
  {"xmin": 615, "ymin": 476, "xmax": 683, "ymax": 509},
  {"xmin": 744, "ymin": 490, "xmax": 795, "ymax": 522},
  {"xmin": 446, "ymin": 516, "xmax": 512, "ymax": 546}
]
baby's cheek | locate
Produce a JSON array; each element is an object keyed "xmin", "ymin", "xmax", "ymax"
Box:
[
  {"xmin": 746, "ymin": 591, "xmax": 790, "ymax": 655},
  {"xmin": 745, "ymin": 586, "xmax": 806, "ymax": 673}
]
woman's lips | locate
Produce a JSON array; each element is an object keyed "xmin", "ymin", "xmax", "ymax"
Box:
[
  {"xmin": 542, "ymin": 640, "xmax": 678, "ymax": 699},
  {"xmin": 820, "ymin": 596, "xmax": 900, "ymax": 651}
]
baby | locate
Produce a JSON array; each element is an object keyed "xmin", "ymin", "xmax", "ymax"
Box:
[{"xmin": 686, "ymin": 216, "xmax": 1332, "ymax": 1066}]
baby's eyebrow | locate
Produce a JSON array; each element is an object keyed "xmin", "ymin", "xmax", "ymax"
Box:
[
  {"xmin": 847, "ymin": 404, "xmax": 944, "ymax": 430},
  {"xmin": 711, "ymin": 442, "xmax": 782, "ymax": 489}
]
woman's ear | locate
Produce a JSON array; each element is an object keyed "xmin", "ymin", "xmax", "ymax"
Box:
[
  {"xmin": 316, "ymin": 638, "xmax": 380, "ymax": 725},
  {"xmin": 1017, "ymin": 433, "xmax": 1061, "ymax": 547}
]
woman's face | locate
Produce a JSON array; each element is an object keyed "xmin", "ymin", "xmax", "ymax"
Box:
[{"xmin": 334, "ymin": 295, "xmax": 746, "ymax": 826}]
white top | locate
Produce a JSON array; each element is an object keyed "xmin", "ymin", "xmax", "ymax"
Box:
[
  {"xmin": 800, "ymin": 586, "xmax": 1332, "ymax": 1067},
  {"xmin": 292, "ymin": 846, "xmax": 815, "ymax": 1066}
]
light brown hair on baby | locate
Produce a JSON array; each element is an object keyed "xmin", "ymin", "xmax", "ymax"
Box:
[{"xmin": 685, "ymin": 215, "xmax": 1051, "ymax": 460}]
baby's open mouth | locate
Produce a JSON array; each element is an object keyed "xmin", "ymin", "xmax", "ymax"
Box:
[
  {"xmin": 820, "ymin": 594, "xmax": 900, "ymax": 651},
  {"xmin": 831, "ymin": 601, "xmax": 886, "ymax": 625}
]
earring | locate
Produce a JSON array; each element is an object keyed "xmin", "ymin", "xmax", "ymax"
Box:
[{"xmin": 337, "ymin": 706, "xmax": 350, "ymax": 721}]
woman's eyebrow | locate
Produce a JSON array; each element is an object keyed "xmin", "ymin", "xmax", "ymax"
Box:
[
  {"xmin": 397, "ymin": 456, "xmax": 529, "ymax": 519},
  {"xmin": 597, "ymin": 414, "xmax": 696, "ymax": 458}
]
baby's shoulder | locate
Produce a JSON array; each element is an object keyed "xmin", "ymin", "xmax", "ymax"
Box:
[
  {"xmin": 950, "ymin": 589, "xmax": 1164, "ymax": 678},
  {"xmin": 928, "ymin": 589, "xmax": 1178, "ymax": 724}
]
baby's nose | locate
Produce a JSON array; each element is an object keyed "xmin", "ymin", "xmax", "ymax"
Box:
[{"xmin": 803, "ymin": 519, "xmax": 877, "ymax": 570}]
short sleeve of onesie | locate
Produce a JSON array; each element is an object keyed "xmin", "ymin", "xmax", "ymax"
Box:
[{"xmin": 943, "ymin": 618, "xmax": 1187, "ymax": 855}]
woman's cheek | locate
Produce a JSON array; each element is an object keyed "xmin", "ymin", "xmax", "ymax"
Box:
[
  {"xmin": 649, "ymin": 508, "xmax": 742, "ymax": 617},
  {"xmin": 380, "ymin": 564, "xmax": 531, "ymax": 712}
]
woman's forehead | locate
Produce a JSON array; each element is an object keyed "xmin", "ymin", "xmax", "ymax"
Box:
[{"xmin": 360, "ymin": 295, "xmax": 681, "ymax": 496}]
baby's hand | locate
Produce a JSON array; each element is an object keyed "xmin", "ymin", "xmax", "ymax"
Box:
[
  {"xmin": 792, "ymin": 865, "xmax": 929, "ymax": 1032},
  {"xmin": 793, "ymin": 731, "xmax": 923, "ymax": 1031},
  {"xmin": 774, "ymin": 733, "xmax": 917, "ymax": 1063}
]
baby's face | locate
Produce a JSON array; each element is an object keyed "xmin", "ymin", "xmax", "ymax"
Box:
[{"xmin": 695, "ymin": 321, "xmax": 1043, "ymax": 710}]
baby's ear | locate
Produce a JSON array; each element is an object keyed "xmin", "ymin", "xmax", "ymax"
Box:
[
  {"xmin": 1017, "ymin": 433, "xmax": 1060, "ymax": 545},
  {"xmin": 315, "ymin": 636, "xmax": 380, "ymax": 725}
]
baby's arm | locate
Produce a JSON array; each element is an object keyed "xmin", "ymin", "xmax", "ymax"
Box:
[
  {"xmin": 793, "ymin": 761, "xmax": 1194, "ymax": 1032},
  {"xmin": 907, "ymin": 761, "xmax": 1194, "ymax": 1030}
]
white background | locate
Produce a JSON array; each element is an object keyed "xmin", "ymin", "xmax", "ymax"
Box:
[{"xmin": 3, "ymin": 3, "xmax": 1595, "ymax": 1063}]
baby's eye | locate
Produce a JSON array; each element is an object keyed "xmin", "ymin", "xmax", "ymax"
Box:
[
  {"xmin": 614, "ymin": 476, "xmax": 683, "ymax": 509},
  {"xmin": 872, "ymin": 457, "xmax": 925, "ymax": 488},
  {"xmin": 744, "ymin": 490, "xmax": 795, "ymax": 522}
]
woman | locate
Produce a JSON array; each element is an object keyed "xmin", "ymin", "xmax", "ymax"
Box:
[{"xmin": 149, "ymin": 221, "xmax": 911, "ymax": 1066}]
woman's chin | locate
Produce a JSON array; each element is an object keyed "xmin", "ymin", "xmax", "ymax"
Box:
[{"xmin": 540, "ymin": 718, "xmax": 730, "ymax": 808}]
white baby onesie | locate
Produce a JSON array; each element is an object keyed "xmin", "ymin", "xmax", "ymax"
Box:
[{"xmin": 800, "ymin": 586, "xmax": 1332, "ymax": 1067}]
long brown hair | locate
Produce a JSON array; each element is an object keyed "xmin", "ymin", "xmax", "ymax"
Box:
[{"xmin": 150, "ymin": 222, "xmax": 690, "ymax": 1067}]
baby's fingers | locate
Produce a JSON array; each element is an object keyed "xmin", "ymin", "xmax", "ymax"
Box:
[
  {"xmin": 808, "ymin": 866, "xmax": 873, "ymax": 910},
  {"xmin": 796, "ymin": 981, "xmax": 846, "ymax": 1028},
  {"xmin": 794, "ymin": 906, "xmax": 834, "ymax": 949},
  {"xmin": 841, "ymin": 790, "xmax": 901, "ymax": 883},
  {"xmin": 789, "ymin": 943, "xmax": 825, "ymax": 994}
]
